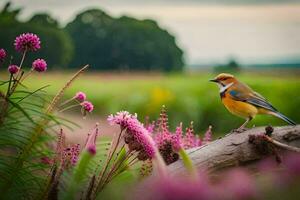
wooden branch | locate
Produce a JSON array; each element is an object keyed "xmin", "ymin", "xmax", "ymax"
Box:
[{"xmin": 168, "ymin": 125, "xmax": 300, "ymax": 175}]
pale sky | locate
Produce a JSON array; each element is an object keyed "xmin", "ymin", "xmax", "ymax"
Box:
[{"xmin": 3, "ymin": 0, "xmax": 300, "ymax": 65}]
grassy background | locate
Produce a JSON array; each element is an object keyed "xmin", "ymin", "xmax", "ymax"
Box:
[{"xmin": 3, "ymin": 70, "xmax": 299, "ymax": 134}]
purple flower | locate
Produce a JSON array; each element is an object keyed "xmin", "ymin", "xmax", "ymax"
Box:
[
  {"xmin": 0, "ymin": 48, "xmax": 6, "ymax": 62},
  {"xmin": 81, "ymin": 101, "xmax": 94, "ymax": 113},
  {"xmin": 62, "ymin": 144, "xmax": 80, "ymax": 166},
  {"xmin": 85, "ymin": 124, "xmax": 99, "ymax": 155},
  {"xmin": 108, "ymin": 111, "xmax": 156, "ymax": 159},
  {"xmin": 74, "ymin": 91, "xmax": 86, "ymax": 102},
  {"xmin": 32, "ymin": 58, "xmax": 47, "ymax": 72},
  {"xmin": 8, "ymin": 65, "xmax": 20, "ymax": 74},
  {"xmin": 14, "ymin": 33, "xmax": 41, "ymax": 52}
]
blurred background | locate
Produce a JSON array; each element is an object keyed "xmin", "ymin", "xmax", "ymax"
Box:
[{"xmin": 0, "ymin": 0, "xmax": 300, "ymax": 134}]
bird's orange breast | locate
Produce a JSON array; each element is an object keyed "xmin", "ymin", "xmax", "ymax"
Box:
[{"xmin": 221, "ymin": 94, "xmax": 258, "ymax": 119}]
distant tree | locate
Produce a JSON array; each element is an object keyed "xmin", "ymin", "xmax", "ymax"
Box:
[
  {"xmin": 0, "ymin": 3, "xmax": 73, "ymax": 69},
  {"xmin": 0, "ymin": 2, "xmax": 20, "ymax": 22},
  {"xmin": 29, "ymin": 13, "xmax": 59, "ymax": 28},
  {"xmin": 214, "ymin": 58, "xmax": 241, "ymax": 73},
  {"xmin": 66, "ymin": 9, "xmax": 184, "ymax": 71}
]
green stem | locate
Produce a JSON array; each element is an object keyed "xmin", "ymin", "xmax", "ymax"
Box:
[
  {"xmin": 18, "ymin": 49, "xmax": 27, "ymax": 72},
  {"xmin": 59, "ymin": 98, "xmax": 75, "ymax": 107},
  {"xmin": 59, "ymin": 104, "xmax": 80, "ymax": 113},
  {"xmin": 95, "ymin": 128, "xmax": 123, "ymax": 193},
  {"xmin": 6, "ymin": 73, "xmax": 13, "ymax": 98},
  {"xmin": 178, "ymin": 148, "xmax": 198, "ymax": 178},
  {"xmin": 101, "ymin": 148, "xmax": 132, "ymax": 187}
]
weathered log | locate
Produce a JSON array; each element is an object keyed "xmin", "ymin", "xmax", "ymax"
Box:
[{"xmin": 168, "ymin": 125, "xmax": 300, "ymax": 175}]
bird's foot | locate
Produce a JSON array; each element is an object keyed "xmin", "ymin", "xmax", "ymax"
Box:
[{"xmin": 230, "ymin": 127, "xmax": 248, "ymax": 134}]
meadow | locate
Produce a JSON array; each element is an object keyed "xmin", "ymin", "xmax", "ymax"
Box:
[{"xmin": 22, "ymin": 70, "xmax": 300, "ymax": 134}]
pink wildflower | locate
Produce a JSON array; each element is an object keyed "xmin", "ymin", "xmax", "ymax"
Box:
[
  {"xmin": 74, "ymin": 91, "xmax": 86, "ymax": 102},
  {"xmin": 81, "ymin": 101, "xmax": 94, "ymax": 113},
  {"xmin": 171, "ymin": 123, "xmax": 183, "ymax": 152},
  {"xmin": 32, "ymin": 58, "xmax": 47, "ymax": 72},
  {"xmin": 158, "ymin": 105, "xmax": 170, "ymax": 134},
  {"xmin": 285, "ymin": 153, "xmax": 300, "ymax": 175},
  {"xmin": 8, "ymin": 65, "xmax": 19, "ymax": 74},
  {"xmin": 217, "ymin": 168, "xmax": 258, "ymax": 200},
  {"xmin": 107, "ymin": 111, "xmax": 137, "ymax": 127},
  {"xmin": 203, "ymin": 125, "xmax": 213, "ymax": 144},
  {"xmin": 132, "ymin": 174, "xmax": 214, "ymax": 200},
  {"xmin": 183, "ymin": 122, "xmax": 199, "ymax": 149},
  {"xmin": 14, "ymin": 33, "xmax": 41, "ymax": 52},
  {"xmin": 108, "ymin": 111, "xmax": 156, "ymax": 159},
  {"xmin": 62, "ymin": 144, "xmax": 80, "ymax": 166},
  {"xmin": 85, "ymin": 124, "xmax": 99, "ymax": 155},
  {"xmin": 144, "ymin": 116, "xmax": 155, "ymax": 134},
  {"xmin": 0, "ymin": 48, "xmax": 6, "ymax": 62}
]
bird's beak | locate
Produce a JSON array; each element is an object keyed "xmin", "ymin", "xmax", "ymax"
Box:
[{"xmin": 209, "ymin": 79, "xmax": 218, "ymax": 83}]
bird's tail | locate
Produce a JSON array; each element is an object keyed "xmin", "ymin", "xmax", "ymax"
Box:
[{"xmin": 270, "ymin": 111, "xmax": 296, "ymax": 125}]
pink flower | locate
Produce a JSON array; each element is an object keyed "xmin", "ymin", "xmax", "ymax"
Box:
[
  {"xmin": 62, "ymin": 144, "xmax": 80, "ymax": 166},
  {"xmin": 81, "ymin": 101, "xmax": 94, "ymax": 113},
  {"xmin": 74, "ymin": 91, "xmax": 86, "ymax": 102},
  {"xmin": 8, "ymin": 65, "xmax": 19, "ymax": 74},
  {"xmin": 85, "ymin": 124, "xmax": 99, "ymax": 155},
  {"xmin": 32, "ymin": 58, "xmax": 47, "ymax": 72},
  {"xmin": 0, "ymin": 48, "xmax": 6, "ymax": 62},
  {"xmin": 107, "ymin": 111, "xmax": 137, "ymax": 127},
  {"xmin": 217, "ymin": 168, "xmax": 258, "ymax": 200},
  {"xmin": 285, "ymin": 153, "xmax": 300, "ymax": 176},
  {"xmin": 183, "ymin": 122, "xmax": 200, "ymax": 149},
  {"xmin": 144, "ymin": 116, "xmax": 155, "ymax": 134},
  {"xmin": 203, "ymin": 125, "xmax": 213, "ymax": 144},
  {"xmin": 132, "ymin": 174, "xmax": 214, "ymax": 200},
  {"xmin": 108, "ymin": 111, "xmax": 156, "ymax": 159},
  {"xmin": 14, "ymin": 33, "xmax": 41, "ymax": 52},
  {"xmin": 171, "ymin": 123, "xmax": 183, "ymax": 152}
]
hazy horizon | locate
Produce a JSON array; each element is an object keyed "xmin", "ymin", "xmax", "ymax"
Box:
[{"xmin": 2, "ymin": 0, "xmax": 300, "ymax": 65}]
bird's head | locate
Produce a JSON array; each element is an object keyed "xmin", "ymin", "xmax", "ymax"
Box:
[{"xmin": 209, "ymin": 73, "xmax": 237, "ymax": 87}]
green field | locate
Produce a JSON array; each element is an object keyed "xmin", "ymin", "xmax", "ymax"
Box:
[{"xmin": 5, "ymin": 71, "xmax": 300, "ymax": 134}]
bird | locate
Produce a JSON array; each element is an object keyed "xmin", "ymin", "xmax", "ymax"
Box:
[{"xmin": 209, "ymin": 73, "xmax": 296, "ymax": 131}]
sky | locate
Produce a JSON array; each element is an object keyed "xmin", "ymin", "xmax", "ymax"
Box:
[{"xmin": 2, "ymin": 0, "xmax": 300, "ymax": 65}]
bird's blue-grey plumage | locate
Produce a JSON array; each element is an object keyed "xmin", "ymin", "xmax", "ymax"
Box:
[{"xmin": 228, "ymin": 81, "xmax": 296, "ymax": 125}]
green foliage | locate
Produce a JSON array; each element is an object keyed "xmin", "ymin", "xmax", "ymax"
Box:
[
  {"xmin": 62, "ymin": 151, "xmax": 95, "ymax": 200},
  {"xmin": 1, "ymin": 3, "xmax": 184, "ymax": 71},
  {"xmin": 0, "ymin": 86, "xmax": 54, "ymax": 199},
  {"xmin": 65, "ymin": 9, "xmax": 184, "ymax": 71},
  {"xmin": 22, "ymin": 72, "xmax": 300, "ymax": 134},
  {"xmin": 0, "ymin": 3, "xmax": 74, "ymax": 69}
]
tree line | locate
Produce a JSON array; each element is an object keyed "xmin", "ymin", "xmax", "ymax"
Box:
[{"xmin": 0, "ymin": 2, "xmax": 184, "ymax": 71}]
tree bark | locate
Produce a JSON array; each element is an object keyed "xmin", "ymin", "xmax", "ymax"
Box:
[{"xmin": 168, "ymin": 125, "xmax": 300, "ymax": 175}]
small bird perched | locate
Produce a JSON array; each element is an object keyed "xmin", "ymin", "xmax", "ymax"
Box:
[{"xmin": 210, "ymin": 73, "xmax": 296, "ymax": 131}]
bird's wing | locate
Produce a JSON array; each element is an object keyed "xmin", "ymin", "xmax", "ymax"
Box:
[{"xmin": 228, "ymin": 82, "xmax": 278, "ymax": 112}]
